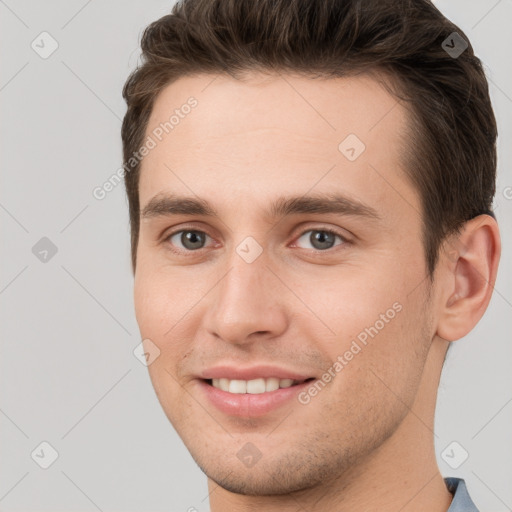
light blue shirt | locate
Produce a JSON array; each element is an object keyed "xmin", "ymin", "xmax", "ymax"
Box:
[{"xmin": 446, "ymin": 478, "xmax": 479, "ymax": 511}]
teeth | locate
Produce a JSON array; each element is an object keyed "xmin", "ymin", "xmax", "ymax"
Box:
[
  {"xmin": 210, "ymin": 377, "xmax": 300, "ymax": 394},
  {"xmin": 228, "ymin": 379, "xmax": 246, "ymax": 394},
  {"xmin": 266, "ymin": 377, "xmax": 279, "ymax": 392},
  {"xmin": 247, "ymin": 378, "xmax": 266, "ymax": 394},
  {"xmin": 279, "ymin": 378, "xmax": 294, "ymax": 388}
]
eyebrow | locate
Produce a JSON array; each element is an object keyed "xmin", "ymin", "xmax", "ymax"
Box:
[{"xmin": 141, "ymin": 193, "xmax": 381, "ymax": 222}]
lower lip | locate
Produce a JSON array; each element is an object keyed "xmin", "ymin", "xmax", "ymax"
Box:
[{"xmin": 197, "ymin": 379, "xmax": 311, "ymax": 417}]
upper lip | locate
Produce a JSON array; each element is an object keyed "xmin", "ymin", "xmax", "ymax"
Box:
[{"xmin": 199, "ymin": 365, "xmax": 313, "ymax": 382}]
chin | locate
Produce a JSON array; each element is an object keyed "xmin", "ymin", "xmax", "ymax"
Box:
[
  {"xmin": 203, "ymin": 469, "xmax": 315, "ymax": 496},
  {"xmin": 192, "ymin": 449, "xmax": 343, "ymax": 497}
]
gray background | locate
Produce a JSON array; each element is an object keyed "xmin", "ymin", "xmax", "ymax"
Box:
[{"xmin": 1, "ymin": 1, "xmax": 511, "ymax": 510}]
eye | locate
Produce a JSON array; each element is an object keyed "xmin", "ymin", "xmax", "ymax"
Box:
[
  {"xmin": 164, "ymin": 227, "xmax": 348, "ymax": 254},
  {"xmin": 293, "ymin": 229, "xmax": 346, "ymax": 251},
  {"xmin": 167, "ymin": 229, "xmax": 212, "ymax": 251}
]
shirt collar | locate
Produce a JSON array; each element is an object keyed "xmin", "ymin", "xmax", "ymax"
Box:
[{"xmin": 445, "ymin": 478, "xmax": 479, "ymax": 511}]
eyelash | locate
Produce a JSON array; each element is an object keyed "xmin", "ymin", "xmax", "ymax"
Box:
[{"xmin": 163, "ymin": 226, "xmax": 349, "ymax": 255}]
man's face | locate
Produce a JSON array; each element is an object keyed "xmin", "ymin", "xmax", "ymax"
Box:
[{"xmin": 134, "ymin": 72, "xmax": 438, "ymax": 494}]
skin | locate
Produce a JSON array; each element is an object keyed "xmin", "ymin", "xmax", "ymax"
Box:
[{"xmin": 133, "ymin": 72, "xmax": 501, "ymax": 511}]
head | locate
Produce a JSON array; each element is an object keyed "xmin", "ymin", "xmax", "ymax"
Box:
[{"xmin": 122, "ymin": 0, "xmax": 500, "ymax": 498}]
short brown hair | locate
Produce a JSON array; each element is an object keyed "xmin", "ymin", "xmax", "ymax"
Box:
[{"xmin": 122, "ymin": 0, "xmax": 497, "ymax": 275}]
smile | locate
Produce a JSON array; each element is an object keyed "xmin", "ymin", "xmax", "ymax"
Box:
[
  {"xmin": 209, "ymin": 377, "xmax": 308, "ymax": 394},
  {"xmin": 199, "ymin": 376, "xmax": 315, "ymax": 417}
]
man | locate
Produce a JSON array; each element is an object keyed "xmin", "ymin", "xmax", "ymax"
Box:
[{"xmin": 121, "ymin": 0, "xmax": 501, "ymax": 510}]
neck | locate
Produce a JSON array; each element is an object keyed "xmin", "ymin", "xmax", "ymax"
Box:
[{"xmin": 208, "ymin": 337, "xmax": 453, "ymax": 512}]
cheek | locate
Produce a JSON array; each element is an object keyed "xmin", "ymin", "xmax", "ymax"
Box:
[
  {"xmin": 343, "ymin": 287, "xmax": 431, "ymax": 413},
  {"xmin": 133, "ymin": 266, "xmax": 203, "ymax": 373},
  {"xmin": 133, "ymin": 270, "xmax": 159, "ymax": 337},
  {"xmin": 134, "ymin": 269, "xmax": 194, "ymax": 424},
  {"xmin": 312, "ymin": 298, "xmax": 430, "ymax": 444},
  {"xmin": 303, "ymin": 259, "xmax": 430, "ymax": 395},
  {"xmin": 134, "ymin": 265, "xmax": 188, "ymax": 337},
  {"xmin": 294, "ymin": 265, "xmax": 405, "ymax": 346}
]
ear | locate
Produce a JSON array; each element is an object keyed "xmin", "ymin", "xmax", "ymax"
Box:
[{"xmin": 436, "ymin": 214, "xmax": 501, "ymax": 342}]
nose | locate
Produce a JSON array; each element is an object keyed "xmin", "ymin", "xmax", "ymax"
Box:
[{"xmin": 202, "ymin": 253, "xmax": 288, "ymax": 346}]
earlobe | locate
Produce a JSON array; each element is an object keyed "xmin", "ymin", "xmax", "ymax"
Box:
[{"xmin": 436, "ymin": 215, "xmax": 501, "ymax": 342}]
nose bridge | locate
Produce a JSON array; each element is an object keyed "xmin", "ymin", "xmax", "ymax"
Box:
[
  {"xmin": 205, "ymin": 239, "xmax": 287, "ymax": 344},
  {"xmin": 222, "ymin": 258, "xmax": 264, "ymax": 310}
]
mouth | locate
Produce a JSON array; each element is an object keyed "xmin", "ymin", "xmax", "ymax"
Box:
[
  {"xmin": 205, "ymin": 377, "xmax": 315, "ymax": 394},
  {"xmin": 198, "ymin": 376, "xmax": 316, "ymax": 417}
]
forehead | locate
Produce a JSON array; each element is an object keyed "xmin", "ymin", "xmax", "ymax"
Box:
[{"xmin": 139, "ymin": 72, "xmax": 419, "ymax": 226}]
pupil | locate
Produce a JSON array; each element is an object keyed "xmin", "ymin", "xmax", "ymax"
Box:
[
  {"xmin": 183, "ymin": 231, "xmax": 204, "ymax": 249},
  {"xmin": 312, "ymin": 231, "xmax": 334, "ymax": 250}
]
